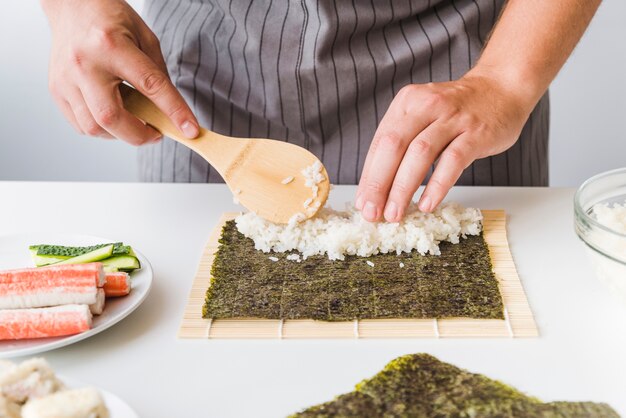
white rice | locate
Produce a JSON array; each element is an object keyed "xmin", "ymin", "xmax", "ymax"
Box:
[
  {"xmin": 268, "ymin": 256, "xmax": 279, "ymax": 262},
  {"xmin": 286, "ymin": 254, "xmax": 301, "ymax": 262},
  {"xmin": 235, "ymin": 201, "xmax": 483, "ymax": 261},
  {"xmin": 590, "ymin": 200, "xmax": 626, "ymax": 262},
  {"xmin": 301, "ymin": 161, "xmax": 325, "ymax": 215},
  {"xmin": 587, "ymin": 201, "xmax": 626, "ymax": 304},
  {"xmin": 232, "ymin": 189, "xmax": 242, "ymax": 205},
  {"xmin": 281, "ymin": 176, "xmax": 294, "ymax": 185},
  {"xmin": 366, "ymin": 261, "xmax": 375, "ymax": 267},
  {"xmin": 593, "ymin": 201, "xmax": 626, "ymax": 234},
  {"xmin": 302, "ymin": 161, "xmax": 324, "ymax": 188}
]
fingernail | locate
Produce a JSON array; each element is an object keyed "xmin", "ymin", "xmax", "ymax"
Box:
[
  {"xmin": 362, "ymin": 201, "xmax": 378, "ymax": 221},
  {"xmin": 419, "ymin": 196, "xmax": 432, "ymax": 212},
  {"xmin": 384, "ymin": 201, "xmax": 398, "ymax": 222},
  {"xmin": 355, "ymin": 194, "xmax": 364, "ymax": 210},
  {"xmin": 181, "ymin": 120, "xmax": 199, "ymax": 138}
]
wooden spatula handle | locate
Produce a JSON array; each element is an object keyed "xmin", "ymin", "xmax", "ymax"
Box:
[
  {"xmin": 119, "ymin": 83, "xmax": 182, "ymax": 140},
  {"xmin": 119, "ymin": 83, "xmax": 241, "ymax": 177}
]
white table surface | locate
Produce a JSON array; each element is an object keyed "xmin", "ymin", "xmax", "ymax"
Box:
[{"xmin": 0, "ymin": 182, "xmax": 624, "ymax": 417}]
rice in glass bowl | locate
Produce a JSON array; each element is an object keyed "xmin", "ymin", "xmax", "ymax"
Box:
[{"xmin": 574, "ymin": 168, "xmax": 626, "ymax": 302}]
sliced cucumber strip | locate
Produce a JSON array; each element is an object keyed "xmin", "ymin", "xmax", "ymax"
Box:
[
  {"xmin": 34, "ymin": 243, "xmax": 130, "ymax": 258},
  {"xmin": 29, "ymin": 248, "xmax": 67, "ymax": 266},
  {"xmin": 32, "ymin": 255, "xmax": 68, "ymax": 267},
  {"xmin": 53, "ymin": 245, "xmax": 114, "ymax": 265},
  {"xmin": 30, "ymin": 247, "xmax": 70, "ymax": 259},
  {"xmin": 101, "ymin": 255, "xmax": 141, "ymax": 271}
]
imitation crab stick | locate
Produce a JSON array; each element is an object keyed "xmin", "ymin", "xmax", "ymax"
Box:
[
  {"xmin": 0, "ymin": 305, "xmax": 92, "ymax": 340},
  {"xmin": 103, "ymin": 272, "xmax": 131, "ymax": 297},
  {"xmin": 0, "ymin": 264, "xmax": 104, "ymax": 310},
  {"xmin": 88, "ymin": 289, "xmax": 106, "ymax": 315}
]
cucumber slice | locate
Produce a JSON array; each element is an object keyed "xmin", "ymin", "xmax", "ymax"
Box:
[
  {"xmin": 33, "ymin": 243, "xmax": 130, "ymax": 258},
  {"xmin": 101, "ymin": 256, "xmax": 141, "ymax": 271},
  {"xmin": 29, "ymin": 248, "xmax": 67, "ymax": 267},
  {"xmin": 29, "ymin": 247, "xmax": 70, "ymax": 260},
  {"xmin": 32, "ymin": 255, "xmax": 68, "ymax": 267},
  {"xmin": 53, "ymin": 245, "xmax": 114, "ymax": 265}
]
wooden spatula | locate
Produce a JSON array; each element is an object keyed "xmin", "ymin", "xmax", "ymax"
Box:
[{"xmin": 120, "ymin": 84, "xmax": 329, "ymax": 224}]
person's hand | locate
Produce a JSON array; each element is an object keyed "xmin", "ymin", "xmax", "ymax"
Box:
[
  {"xmin": 355, "ymin": 72, "xmax": 534, "ymax": 222},
  {"xmin": 42, "ymin": 0, "xmax": 199, "ymax": 145}
]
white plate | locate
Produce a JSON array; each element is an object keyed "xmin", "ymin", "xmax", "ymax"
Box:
[
  {"xmin": 0, "ymin": 233, "xmax": 153, "ymax": 358},
  {"xmin": 59, "ymin": 375, "xmax": 139, "ymax": 418}
]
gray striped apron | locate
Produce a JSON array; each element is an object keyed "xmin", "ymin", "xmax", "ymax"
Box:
[{"xmin": 138, "ymin": 0, "xmax": 549, "ymax": 186}]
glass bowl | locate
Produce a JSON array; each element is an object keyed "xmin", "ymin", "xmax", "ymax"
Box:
[{"xmin": 574, "ymin": 168, "xmax": 626, "ymax": 302}]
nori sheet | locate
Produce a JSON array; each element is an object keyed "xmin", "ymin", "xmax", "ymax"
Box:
[
  {"xmin": 289, "ymin": 354, "xmax": 620, "ymax": 418},
  {"xmin": 203, "ymin": 220, "xmax": 504, "ymax": 320}
]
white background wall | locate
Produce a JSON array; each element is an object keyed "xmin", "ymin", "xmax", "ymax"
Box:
[{"xmin": 0, "ymin": 1, "xmax": 624, "ymax": 185}]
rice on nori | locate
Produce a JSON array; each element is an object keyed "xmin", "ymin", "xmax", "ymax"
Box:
[
  {"xmin": 235, "ymin": 202, "xmax": 483, "ymax": 261},
  {"xmin": 203, "ymin": 220, "xmax": 503, "ymax": 321}
]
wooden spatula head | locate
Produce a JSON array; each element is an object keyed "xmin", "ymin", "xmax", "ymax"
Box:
[
  {"xmin": 226, "ymin": 139, "xmax": 330, "ymax": 223},
  {"xmin": 120, "ymin": 84, "xmax": 329, "ymax": 223}
]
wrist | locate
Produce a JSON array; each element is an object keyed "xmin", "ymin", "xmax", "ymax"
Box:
[
  {"xmin": 40, "ymin": 0, "xmax": 58, "ymax": 13},
  {"xmin": 41, "ymin": 0, "xmax": 78, "ymax": 21},
  {"xmin": 40, "ymin": 0, "xmax": 62, "ymax": 20},
  {"xmin": 464, "ymin": 63, "xmax": 546, "ymax": 116}
]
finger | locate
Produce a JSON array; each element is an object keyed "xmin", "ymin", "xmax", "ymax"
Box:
[
  {"xmin": 128, "ymin": 7, "xmax": 170, "ymax": 76},
  {"xmin": 356, "ymin": 85, "xmax": 435, "ymax": 210},
  {"xmin": 418, "ymin": 134, "xmax": 476, "ymax": 213},
  {"xmin": 80, "ymin": 78, "xmax": 162, "ymax": 146},
  {"xmin": 53, "ymin": 95, "xmax": 84, "ymax": 134},
  {"xmin": 67, "ymin": 89, "xmax": 114, "ymax": 138},
  {"xmin": 110, "ymin": 41, "xmax": 199, "ymax": 138},
  {"xmin": 358, "ymin": 131, "xmax": 412, "ymax": 222},
  {"xmin": 383, "ymin": 121, "xmax": 458, "ymax": 222},
  {"xmin": 137, "ymin": 29, "xmax": 169, "ymax": 76}
]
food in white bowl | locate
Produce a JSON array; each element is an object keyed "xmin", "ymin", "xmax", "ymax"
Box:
[
  {"xmin": 21, "ymin": 387, "xmax": 108, "ymax": 418},
  {"xmin": 0, "ymin": 358, "xmax": 109, "ymax": 418}
]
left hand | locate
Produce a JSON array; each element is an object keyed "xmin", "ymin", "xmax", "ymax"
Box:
[{"xmin": 355, "ymin": 72, "xmax": 534, "ymax": 222}]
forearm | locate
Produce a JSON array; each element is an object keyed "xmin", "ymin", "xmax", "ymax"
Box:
[
  {"xmin": 469, "ymin": 0, "xmax": 601, "ymax": 111},
  {"xmin": 40, "ymin": 0, "xmax": 66, "ymax": 19}
]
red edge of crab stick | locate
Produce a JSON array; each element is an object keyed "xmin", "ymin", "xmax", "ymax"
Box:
[
  {"xmin": 39, "ymin": 262, "xmax": 106, "ymax": 287},
  {"xmin": 0, "ymin": 304, "xmax": 92, "ymax": 340},
  {"xmin": 0, "ymin": 264, "xmax": 103, "ymax": 310},
  {"xmin": 103, "ymin": 272, "xmax": 131, "ymax": 297}
]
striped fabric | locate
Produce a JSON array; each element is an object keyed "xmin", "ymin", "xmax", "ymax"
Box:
[{"xmin": 138, "ymin": 0, "xmax": 549, "ymax": 186}]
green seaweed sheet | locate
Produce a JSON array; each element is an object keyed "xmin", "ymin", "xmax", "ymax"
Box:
[
  {"xmin": 290, "ymin": 354, "xmax": 619, "ymax": 418},
  {"xmin": 203, "ymin": 220, "xmax": 503, "ymax": 321}
]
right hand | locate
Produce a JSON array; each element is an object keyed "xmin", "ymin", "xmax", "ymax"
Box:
[{"xmin": 41, "ymin": 0, "xmax": 199, "ymax": 145}]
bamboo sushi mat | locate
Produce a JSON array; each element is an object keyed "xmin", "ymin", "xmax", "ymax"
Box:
[{"xmin": 179, "ymin": 210, "xmax": 538, "ymax": 339}]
